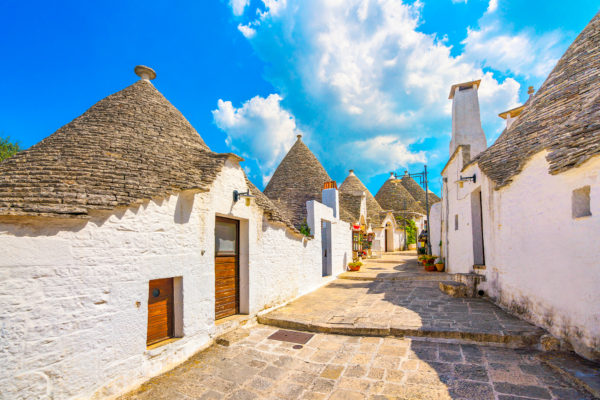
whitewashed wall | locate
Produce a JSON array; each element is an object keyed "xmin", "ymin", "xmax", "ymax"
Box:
[
  {"xmin": 441, "ymin": 147, "xmax": 479, "ymax": 274},
  {"xmin": 442, "ymin": 150, "xmax": 600, "ymax": 361},
  {"xmin": 429, "ymin": 202, "xmax": 442, "ymax": 258},
  {"xmin": 371, "ymin": 214, "xmax": 406, "ymax": 252},
  {"xmin": 0, "ymin": 159, "xmax": 352, "ymax": 399}
]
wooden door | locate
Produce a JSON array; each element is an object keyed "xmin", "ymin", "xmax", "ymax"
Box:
[
  {"xmin": 147, "ymin": 278, "xmax": 174, "ymax": 346},
  {"xmin": 215, "ymin": 217, "xmax": 239, "ymax": 320},
  {"xmin": 385, "ymin": 229, "xmax": 389, "ymax": 252}
]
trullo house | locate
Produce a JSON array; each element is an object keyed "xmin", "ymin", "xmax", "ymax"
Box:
[
  {"xmin": 0, "ymin": 66, "xmax": 351, "ymax": 399},
  {"xmin": 339, "ymin": 169, "xmax": 399, "ymax": 255},
  {"xmin": 437, "ymin": 13, "xmax": 600, "ymax": 362},
  {"xmin": 375, "ymin": 172, "xmax": 427, "ymax": 250},
  {"xmin": 263, "ymin": 134, "xmax": 353, "ymax": 277}
]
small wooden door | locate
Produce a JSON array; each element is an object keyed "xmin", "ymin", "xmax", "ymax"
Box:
[
  {"xmin": 385, "ymin": 229, "xmax": 389, "ymax": 252},
  {"xmin": 147, "ymin": 278, "xmax": 174, "ymax": 346},
  {"xmin": 215, "ymin": 217, "xmax": 239, "ymax": 320}
]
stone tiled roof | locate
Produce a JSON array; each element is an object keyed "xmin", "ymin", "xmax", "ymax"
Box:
[
  {"xmin": 473, "ymin": 12, "xmax": 600, "ymax": 188},
  {"xmin": 339, "ymin": 172, "xmax": 385, "ymax": 226},
  {"xmin": 245, "ymin": 177, "xmax": 300, "ymax": 234},
  {"xmin": 339, "ymin": 192, "xmax": 362, "ymax": 224},
  {"xmin": 375, "ymin": 178, "xmax": 425, "ymax": 215},
  {"xmin": 263, "ymin": 136, "xmax": 353, "ymax": 227},
  {"xmin": 0, "ymin": 78, "xmax": 299, "ymax": 234},
  {"xmin": 0, "ymin": 80, "xmax": 231, "ymax": 217},
  {"xmin": 399, "ymin": 174, "xmax": 440, "ymax": 211}
]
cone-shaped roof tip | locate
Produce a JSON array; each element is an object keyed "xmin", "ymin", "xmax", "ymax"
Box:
[
  {"xmin": 134, "ymin": 65, "xmax": 156, "ymax": 81},
  {"xmin": 296, "ymin": 134, "xmax": 302, "ymax": 140}
]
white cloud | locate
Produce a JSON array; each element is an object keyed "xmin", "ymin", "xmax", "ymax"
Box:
[
  {"xmin": 229, "ymin": 0, "xmax": 249, "ymax": 16},
  {"xmin": 341, "ymin": 135, "xmax": 426, "ymax": 175},
  {"xmin": 462, "ymin": 23, "xmax": 563, "ymax": 79},
  {"xmin": 225, "ymin": 0, "xmax": 565, "ymax": 188},
  {"xmin": 451, "ymin": 0, "xmax": 468, "ymax": 3},
  {"xmin": 237, "ymin": 23, "xmax": 256, "ymax": 38},
  {"xmin": 212, "ymin": 94, "xmax": 299, "ymax": 180}
]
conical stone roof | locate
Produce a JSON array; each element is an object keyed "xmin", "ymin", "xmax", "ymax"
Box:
[
  {"xmin": 0, "ymin": 76, "xmax": 298, "ymax": 233},
  {"xmin": 400, "ymin": 174, "xmax": 440, "ymax": 211},
  {"xmin": 375, "ymin": 175, "xmax": 425, "ymax": 215},
  {"xmin": 340, "ymin": 170, "xmax": 385, "ymax": 226},
  {"xmin": 264, "ymin": 136, "xmax": 351, "ymax": 228},
  {"xmin": 473, "ymin": 12, "xmax": 600, "ymax": 187}
]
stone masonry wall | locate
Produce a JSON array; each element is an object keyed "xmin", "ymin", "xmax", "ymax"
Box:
[{"xmin": 0, "ymin": 159, "xmax": 352, "ymax": 399}]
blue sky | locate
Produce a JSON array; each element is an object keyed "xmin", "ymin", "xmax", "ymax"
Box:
[{"xmin": 1, "ymin": 1, "xmax": 597, "ymax": 195}]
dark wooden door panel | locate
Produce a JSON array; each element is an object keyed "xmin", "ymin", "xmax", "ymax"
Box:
[
  {"xmin": 215, "ymin": 217, "xmax": 239, "ymax": 320},
  {"xmin": 147, "ymin": 278, "xmax": 174, "ymax": 346}
]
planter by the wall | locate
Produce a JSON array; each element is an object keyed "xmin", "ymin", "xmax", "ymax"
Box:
[{"xmin": 435, "ymin": 263, "xmax": 445, "ymax": 272}]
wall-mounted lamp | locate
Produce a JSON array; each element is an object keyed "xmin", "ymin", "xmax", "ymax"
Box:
[
  {"xmin": 457, "ymin": 174, "xmax": 476, "ymax": 188},
  {"xmin": 233, "ymin": 189, "xmax": 255, "ymax": 206}
]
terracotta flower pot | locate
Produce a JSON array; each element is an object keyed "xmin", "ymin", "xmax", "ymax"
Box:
[
  {"xmin": 435, "ymin": 263, "xmax": 445, "ymax": 272},
  {"xmin": 425, "ymin": 264, "xmax": 435, "ymax": 272},
  {"xmin": 348, "ymin": 265, "xmax": 361, "ymax": 271}
]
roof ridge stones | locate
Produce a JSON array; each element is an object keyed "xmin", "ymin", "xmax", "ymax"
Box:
[
  {"xmin": 0, "ymin": 75, "xmax": 298, "ymax": 234},
  {"xmin": 339, "ymin": 171, "xmax": 385, "ymax": 226},
  {"xmin": 474, "ymin": 12, "xmax": 600, "ymax": 188},
  {"xmin": 375, "ymin": 176, "xmax": 425, "ymax": 215},
  {"xmin": 263, "ymin": 136, "xmax": 353, "ymax": 227},
  {"xmin": 399, "ymin": 174, "xmax": 441, "ymax": 210}
]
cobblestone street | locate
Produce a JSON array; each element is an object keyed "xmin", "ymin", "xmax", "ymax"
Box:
[
  {"xmin": 120, "ymin": 253, "xmax": 595, "ymax": 399},
  {"xmin": 120, "ymin": 325, "xmax": 592, "ymax": 399},
  {"xmin": 260, "ymin": 253, "xmax": 545, "ymax": 346}
]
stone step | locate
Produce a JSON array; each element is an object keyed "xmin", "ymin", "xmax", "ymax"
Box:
[
  {"xmin": 439, "ymin": 281, "xmax": 468, "ymax": 297},
  {"xmin": 256, "ymin": 316, "xmax": 544, "ymax": 349},
  {"xmin": 537, "ymin": 352, "xmax": 600, "ymax": 398},
  {"xmin": 338, "ymin": 272, "xmax": 451, "ymax": 282}
]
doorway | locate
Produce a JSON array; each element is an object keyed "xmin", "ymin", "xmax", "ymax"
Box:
[
  {"xmin": 321, "ymin": 220, "xmax": 332, "ymax": 276},
  {"xmin": 385, "ymin": 223, "xmax": 393, "ymax": 252},
  {"xmin": 147, "ymin": 278, "xmax": 174, "ymax": 346},
  {"xmin": 470, "ymin": 189, "xmax": 485, "ymax": 265},
  {"xmin": 215, "ymin": 217, "xmax": 240, "ymax": 320}
]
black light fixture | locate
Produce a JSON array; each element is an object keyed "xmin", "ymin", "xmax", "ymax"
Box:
[
  {"xmin": 459, "ymin": 174, "xmax": 476, "ymax": 184},
  {"xmin": 233, "ymin": 189, "xmax": 255, "ymax": 206}
]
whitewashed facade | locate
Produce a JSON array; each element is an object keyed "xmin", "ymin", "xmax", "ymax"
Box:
[
  {"xmin": 0, "ymin": 74, "xmax": 352, "ymax": 399},
  {"xmin": 441, "ymin": 74, "xmax": 600, "ymax": 361}
]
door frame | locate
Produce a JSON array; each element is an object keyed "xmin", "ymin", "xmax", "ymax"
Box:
[{"xmin": 215, "ymin": 216, "xmax": 240, "ymax": 320}]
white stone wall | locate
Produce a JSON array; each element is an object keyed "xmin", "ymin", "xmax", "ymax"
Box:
[
  {"xmin": 429, "ymin": 202, "xmax": 442, "ymax": 259},
  {"xmin": 441, "ymin": 147, "xmax": 479, "ymax": 274},
  {"xmin": 0, "ymin": 159, "xmax": 352, "ymax": 399},
  {"xmin": 371, "ymin": 214, "xmax": 405, "ymax": 252},
  {"xmin": 442, "ymin": 151, "xmax": 600, "ymax": 360}
]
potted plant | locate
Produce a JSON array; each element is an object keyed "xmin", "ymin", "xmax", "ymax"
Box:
[
  {"xmin": 423, "ymin": 255, "xmax": 436, "ymax": 271},
  {"xmin": 435, "ymin": 258, "xmax": 445, "ymax": 272},
  {"xmin": 347, "ymin": 260, "xmax": 362, "ymax": 271}
]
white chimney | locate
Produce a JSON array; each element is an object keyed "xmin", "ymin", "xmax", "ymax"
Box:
[
  {"xmin": 322, "ymin": 182, "xmax": 339, "ymax": 219},
  {"xmin": 449, "ymin": 80, "xmax": 487, "ymax": 158}
]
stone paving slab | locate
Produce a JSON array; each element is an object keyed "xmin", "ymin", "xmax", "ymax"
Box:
[
  {"xmin": 339, "ymin": 251, "xmax": 451, "ymax": 282},
  {"xmin": 119, "ymin": 325, "xmax": 593, "ymax": 400},
  {"xmin": 258, "ymin": 279, "xmax": 545, "ymax": 347},
  {"xmin": 538, "ymin": 351, "xmax": 600, "ymax": 398}
]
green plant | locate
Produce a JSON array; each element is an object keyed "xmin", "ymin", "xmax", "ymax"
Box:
[
  {"xmin": 299, "ymin": 220, "xmax": 311, "ymax": 236},
  {"xmin": 417, "ymin": 246, "xmax": 427, "ymax": 255},
  {"xmin": 348, "ymin": 261, "xmax": 363, "ymax": 268},
  {"xmin": 396, "ymin": 217, "xmax": 417, "ymax": 245},
  {"xmin": 0, "ymin": 135, "xmax": 20, "ymax": 162},
  {"xmin": 436, "ymin": 258, "xmax": 444, "ymax": 264}
]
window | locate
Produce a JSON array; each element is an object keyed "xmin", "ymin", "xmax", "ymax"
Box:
[
  {"xmin": 454, "ymin": 214, "xmax": 459, "ymax": 230},
  {"xmin": 572, "ymin": 186, "xmax": 591, "ymax": 218}
]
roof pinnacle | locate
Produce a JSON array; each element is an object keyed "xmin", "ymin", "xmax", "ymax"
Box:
[{"xmin": 134, "ymin": 65, "xmax": 156, "ymax": 81}]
